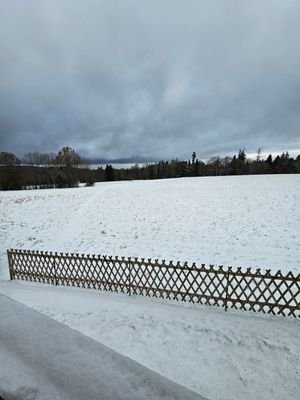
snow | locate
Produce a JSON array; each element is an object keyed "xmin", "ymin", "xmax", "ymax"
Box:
[
  {"xmin": 0, "ymin": 293, "xmax": 205, "ymax": 400},
  {"xmin": 1, "ymin": 175, "xmax": 299, "ymax": 282},
  {"xmin": 1, "ymin": 281, "xmax": 299, "ymax": 400},
  {"xmin": 0, "ymin": 175, "xmax": 299, "ymax": 400}
]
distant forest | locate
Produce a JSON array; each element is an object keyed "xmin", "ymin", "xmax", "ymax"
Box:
[{"xmin": 0, "ymin": 147, "xmax": 299, "ymax": 190}]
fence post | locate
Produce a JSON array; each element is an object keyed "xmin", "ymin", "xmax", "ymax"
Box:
[
  {"xmin": 128, "ymin": 257, "xmax": 131, "ymax": 296},
  {"xmin": 224, "ymin": 267, "xmax": 232, "ymax": 311},
  {"xmin": 7, "ymin": 249, "xmax": 14, "ymax": 280},
  {"xmin": 53, "ymin": 252, "xmax": 58, "ymax": 286}
]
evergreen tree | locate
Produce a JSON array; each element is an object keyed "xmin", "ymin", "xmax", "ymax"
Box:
[
  {"xmin": 192, "ymin": 152, "xmax": 196, "ymax": 164},
  {"xmin": 105, "ymin": 165, "xmax": 115, "ymax": 181}
]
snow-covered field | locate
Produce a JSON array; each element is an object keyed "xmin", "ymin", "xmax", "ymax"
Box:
[
  {"xmin": 0, "ymin": 175, "xmax": 299, "ymax": 400},
  {"xmin": 1, "ymin": 175, "xmax": 299, "ymax": 280}
]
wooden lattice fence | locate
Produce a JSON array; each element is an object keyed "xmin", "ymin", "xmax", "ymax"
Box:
[{"xmin": 7, "ymin": 249, "xmax": 300, "ymax": 318}]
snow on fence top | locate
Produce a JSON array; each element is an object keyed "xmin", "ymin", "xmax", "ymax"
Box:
[{"xmin": 7, "ymin": 249, "xmax": 300, "ymax": 318}]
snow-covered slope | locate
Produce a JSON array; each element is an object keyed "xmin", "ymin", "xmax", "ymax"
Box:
[{"xmin": 1, "ymin": 174, "xmax": 299, "ymax": 281}]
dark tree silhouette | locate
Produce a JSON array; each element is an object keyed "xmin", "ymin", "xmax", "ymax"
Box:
[
  {"xmin": 192, "ymin": 152, "xmax": 196, "ymax": 164},
  {"xmin": 1, "ymin": 148, "xmax": 299, "ymax": 190},
  {"xmin": 105, "ymin": 165, "xmax": 115, "ymax": 181},
  {"xmin": 0, "ymin": 152, "xmax": 20, "ymax": 166},
  {"xmin": 54, "ymin": 147, "xmax": 82, "ymax": 168}
]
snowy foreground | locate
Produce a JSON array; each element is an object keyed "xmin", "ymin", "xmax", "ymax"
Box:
[
  {"xmin": 1, "ymin": 281, "xmax": 300, "ymax": 400},
  {"xmin": 0, "ymin": 175, "xmax": 299, "ymax": 400},
  {"xmin": 0, "ymin": 294, "xmax": 204, "ymax": 400}
]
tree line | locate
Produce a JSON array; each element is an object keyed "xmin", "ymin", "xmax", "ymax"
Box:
[{"xmin": 0, "ymin": 147, "xmax": 299, "ymax": 190}]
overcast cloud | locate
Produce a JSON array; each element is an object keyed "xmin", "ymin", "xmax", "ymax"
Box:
[{"xmin": 0, "ymin": 0, "xmax": 300, "ymax": 159}]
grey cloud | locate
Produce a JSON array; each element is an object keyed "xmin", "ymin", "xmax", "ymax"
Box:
[{"xmin": 0, "ymin": 0, "xmax": 300, "ymax": 160}]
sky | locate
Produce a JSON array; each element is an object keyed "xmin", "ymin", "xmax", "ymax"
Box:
[{"xmin": 0, "ymin": 0, "xmax": 300, "ymax": 160}]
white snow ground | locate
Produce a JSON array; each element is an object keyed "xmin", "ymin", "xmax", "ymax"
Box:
[
  {"xmin": 1, "ymin": 281, "xmax": 299, "ymax": 400},
  {"xmin": 0, "ymin": 175, "xmax": 299, "ymax": 280},
  {"xmin": 0, "ymin": 175, "xmax": 299, "ymax": 400},
  {"xmin": 0, "ymin": 294, "xmax": 205, "ymax": 400}
]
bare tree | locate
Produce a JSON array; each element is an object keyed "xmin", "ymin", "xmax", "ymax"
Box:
[
  {"xmin": 54, "ymin": 147, "xmax": 82, "ymax": 168},
  {"xmin": 0, "ymin": 152, "xmax": 21, "ymax": 166},
  {"xmin": 24, "ymin": 152, "xmax": 55, "ymax": 166}
]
